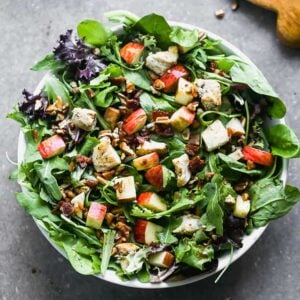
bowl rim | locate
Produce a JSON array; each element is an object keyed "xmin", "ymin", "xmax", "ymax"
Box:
[{"xmin": 17, "ymin": 20, "xmax": 288, "ymax": 289}]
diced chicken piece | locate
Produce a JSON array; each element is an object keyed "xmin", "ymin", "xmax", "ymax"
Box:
[
  {"xmin": 92, "ymin": 137, "xmax": 121, "ymax": 172},
  {"xmin": 175, "ymin": 78, "xmax": 195, "ymax": 105},
  {"xmin": 228, "ymin": 148, "xmax": 244, "ymax": 161},
  {"xmin": 115, "ymin": 243, "xmax": 140, "ymax": 256},
  {"xmin": 173, "ymin": 214, "xmax": 202, "ymax": 234},
  {"xmin": 194, "ymin": 79, "xmax": 222, "ymax": 110},
  {"xmin": 71, "ymin": 192, "xmax": 85, "ymax": 218},
  {"xmin": 71, "ymin": 108, "xmax": 97, "ymax": 131},
  {"xmin": 202, "ymin": 120, "xmax": 229, "ymax": 151},
  {"xmin": 172, "ymin": 154, "xmax": 191, "ymax": 187},
  {"xmin": 114, "ymin": 176, "xmax": 136, "ymax": 202},
  {"xmin": 145, "ymin": 46, "xmax": 178, "ymax": 75},
  {"xmin": 226, "ymin": 118, "xmax": 245, "ymax": 137},
  {"xmin": 136, "ymin": 140, "xmax": 168, "ymax": 156}
]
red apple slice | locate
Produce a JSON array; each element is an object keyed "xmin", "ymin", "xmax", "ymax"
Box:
[
  {"xmin": 160, "ymin": 65, "xmax": 189, "ymax": 93},
  {"xmin": 148, "ymin": 251, "xmax": 175, "ymax": 268},
  {"xmin": 120, "ymin": 42, "xmax": 144, "ymax": 65},
  {"xmin": 144, "ymin": 165, "xmax": 163, "ymax": 190},
  {"xmin": 132, "ymin": 152, "xmax": 160, "ymax": 171},
  {"xmin": 86, "ymin": 202, "xmax": 107, "ymax": 229},
  {"xmin": 122, "ymin": 108, "xmax": 147, "ymax": 135},
  {"xmin": 137, "ymin": 192, "xmax": 167, "ymax": 212},
  {"xmin": 170, "ymin": 107, "xmax": 195, "ymax": 132},
  {"xmin": 134, "ymin": 219, "xmax": 163, "ymax": 245},
  {"xmin": 37, "ymin": 134, "xmax": 66, "ymax": 159}
]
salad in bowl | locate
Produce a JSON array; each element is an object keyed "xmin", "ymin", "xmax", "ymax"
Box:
[{"xmin": 8, "ymin": 11, "xmax": 300, "ymax": 287}]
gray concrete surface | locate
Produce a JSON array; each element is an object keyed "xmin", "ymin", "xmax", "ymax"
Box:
[{"xmin": 1, "ymin": 0, "xmax": 299, "ymax": 299}]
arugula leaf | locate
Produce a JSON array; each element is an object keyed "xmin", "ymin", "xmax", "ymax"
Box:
[
  {"xmin": 174, "ymin": 238, "xmax": 214, "ymax": 270},
  {"xmin": 43, "ymin": 75, "xmax": 70, "ymax": 104},
  {"xmin": 34, "ymin": 157, "xmax": 69, "ymax": 201},
  {"xmin": 266, "ymin": 124, "xmax": 300, "ymax": 158},
  {"xmin": 158, "ymin": 217, "xmax": 180, "ymax": 245},
  {"xmin": 101, "ymin": 230, "xmax": 115, "ymax": 275},
  {"xmin": 204, "ymin": 182, "xmax": 223, "ymax": 235},
  {"xmin": 16, "ymin": 191, "xmax": 59, "ymax": 221},
  {"xmin": 77, "ymin": 19, "xmax": 111, "ymax": 46},
  {"xmin": 7, "ymin": 107, "xmax": 29, "ymax": 127},
  {"xmin": 170, "ymin": 27, "xmax": 199, "ymax": 48},
  {"xmin": 248, "ymin": 179, "xmax": 300, "ymax": 227},
  {"xmin": 94, "ymin": 86, "xmax": 119, "ymax": 108},
  {"xmin": 133, "ymin": 14, "xmax": 172, "ymax": 49},
  {"xmin": 31, "ymin": 53, "xmax": 65, "ymax": 71}
]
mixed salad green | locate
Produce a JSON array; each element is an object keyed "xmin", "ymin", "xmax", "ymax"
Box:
[{"xmin": 8, "ymin": 11, "xmax": 300, "ymax": 283}]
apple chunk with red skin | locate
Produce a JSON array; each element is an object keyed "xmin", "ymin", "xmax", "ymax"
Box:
[
  {"xmin": 86, "ymin": 202, "xmax": 107, "ymax": 229},
  {"xmin": 134, "ymin": 219, "xmax": 163, "ymax": 245},
  {"xmin": 122, "ymin": 108, "xmax": 147, "ymax": 135},
  {"xmin": 148, "ymin": 251, "xmax": 175, "ymax": 268},
  {"xmin": 38, "ymin": 134, "xmax": 66, "ymax": 159},
  {"xmin": 132, "ymin": 152, "xmax": 160, "ymax": 171},
  {"xmin": 170, "ymin": 107, "xmax": 195, "ymax": 132},
  {"xmin": 160, "ymin": 64, "xmax": 189, "ymax": 93},
  {"xmin": 120, "ymin": 42, "xmax": 144, "ymax": 65},
  {"xmin": 137, "ymin": 192, "xmax": 167, "ymax": 212},
  {"xmin": 144, "ymin": 165, "xmax": 163, "ymax": 190}
]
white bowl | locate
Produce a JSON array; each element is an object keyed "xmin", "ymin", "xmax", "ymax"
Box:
[{"xmin": 17, "ymin": 21, "xmax": 288, "ymax": 288}]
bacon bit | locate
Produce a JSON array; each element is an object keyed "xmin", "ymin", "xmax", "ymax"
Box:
[
  {"xmin": 110, "ymin": 76, "xmax": 126, "ymax": 86},
  {"xmin": 126, "ymin": 99, "xmax": 140, "ymax": 110},
  {"xmin": 59, "ymin": 201, "xmax": 74, "ymax": 216},
  {"xmin": 76, "ymin": 155, "xmax": 92, "ymax": 168},
  {"xmin": 185, "ymin": 144, "xmax": 200, "ymax": 156},
  {"xmin": 189, "ymin": 157, "xmax": 205, "ymax": 174}
]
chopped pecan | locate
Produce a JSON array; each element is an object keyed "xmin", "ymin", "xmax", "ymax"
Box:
[
  {"xmin": 189, "ymin": 157, "xmax": 205, "ymax": 174},
  {"xmin": 185, "ymin": 144, "xmax": 200, "ymax": 156},
  {"xmin": 234, "ymin": 181, "xmax": 249, "ymax": 192},
  {"xmin": 126, "ymin": 99, "xmax": 140, "ymax": 110},
  {"xmin": 110, "ymin": 76, "xmax": 126, "ymax": 86},
  {"xmin": 76, "ymin": 155, "xmax": 92, "ymax": 168}
]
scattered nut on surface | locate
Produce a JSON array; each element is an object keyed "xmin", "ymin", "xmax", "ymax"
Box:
[
  {"xmin": 215, "ymin": 9, "xmax": 225, "ymax": 19},
  {"xmin": 231, "ymin": 0, "xmax": 239, "ymax": 11}
]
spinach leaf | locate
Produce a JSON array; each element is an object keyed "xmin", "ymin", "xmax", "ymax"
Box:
[
  {"xmin": 218, "ymin": 153, "xmax": 263, "ymax": 180},
  {"xmin": 133, "ymin": 13, "xmax": 172, "ymax": 49},
  {"xmin": 174, "ymin": 238, "xmax": 214, "ymax": 270},
  {"xmin": 123, "ymin": 69, "xmax": 151, "ymax": 91},
  {"xmin": 170, "ymin": 27, "xmax": 199, "ymax": 48},
  {"xmin": 105, "ymin": 10, "xmax": 138, "ymax": 27},
  {"xmin": 31, "ymin": 53, "xmax": 65, "ymax": 72},
  {"xmin": 266, "ymin": 124, "xmax": 300, "ymax": 158},
  {"xmin": 7, "ymin": 107, "xmax": 29, "ymax": 127},
  {"xmin": 77, "ymin": 19, "xmax": 111, "ymax": 46},
  {"xmin": 101, "ymin": 230, "xmax": 115, "ymax": 275},
  {"xmin": 229, "ymin": 60, "xmax": 286, "ymax": 118},
  {"xmin": 139, "ymin": 92, "xmax": 176, "ymax": 116},
  {"xmin": 249, "ymin": 178, "xmax": 300, "ymax": 227},
  {"xmin": 43, "ymin": 75, "xmax": 70, "ymax": 104},
  {"xmin": 34, "ymin": 157, "xmax": 69, "ymax": 201}
]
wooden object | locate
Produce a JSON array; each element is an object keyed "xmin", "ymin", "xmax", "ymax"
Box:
[{"xmin": 248, "ymin": 0, "xmax": 300, "ymax": 47}]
